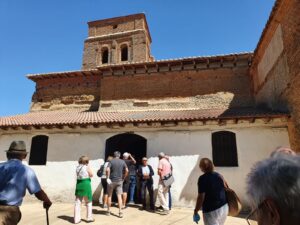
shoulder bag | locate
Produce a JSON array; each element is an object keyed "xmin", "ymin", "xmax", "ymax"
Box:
[{"xmin": 220, "ymin": 175, "xmax": 242, "ymax": 216}]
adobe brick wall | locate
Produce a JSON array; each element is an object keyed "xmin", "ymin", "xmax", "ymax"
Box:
[
  {"xmin": 30, "ymin": 64, "xmax": 253, "ymax": 112},
  {"xmin": 100, "ymin": 66, "xmax": 254, "ymax": 108},
  {"xmin": 251, "ymin": 0, "xmax": 300, "ymax": 151},
  {"xmin": 82, "ymin": 15, "xmax": 151, "ymax": 70},
  {"xmin": 31, "ymin": 75, "xmax": 101, "ymax": 111}
]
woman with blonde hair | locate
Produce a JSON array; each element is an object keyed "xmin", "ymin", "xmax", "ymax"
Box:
[
  {"xmin": 74, "ymin": 156, "xmax": 94, "ymax": 224},
  {"xmin": 193, "ymin": 158, "xmax": 228, "ymax": 225}
]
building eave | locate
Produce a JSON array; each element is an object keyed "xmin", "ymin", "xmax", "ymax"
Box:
[{"xmin": 27, "ymin": 52, "xmax": 253, "ymax": 81}]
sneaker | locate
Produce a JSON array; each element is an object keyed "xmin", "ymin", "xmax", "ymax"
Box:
[
  {"xmin": 106, "ymin": 211, "xmax": 111, "ymax": 216},
  {"xmin": 103, "ymin": 204, "xmax": 108, "ymax": 209},
  {"xmin": 161, "ymin": 210, "xmax": 169, "ymax": 215},
  {"xmin": 156, "ymin": 206, "xmax": 164, "ymax": 212},
  {"xmin": 128, "ymin": 201, "xmax": 135, "ymax": 205},
  {"xmin": 86, "ymin": 218, "xmax": 95, "ymax": 223},
  {"xmin": 119, "ymin": 211, "xmax": 123, "ymax": 218}
]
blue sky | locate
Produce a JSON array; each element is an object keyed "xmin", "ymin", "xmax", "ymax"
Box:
[{"xmin": 0, "ymin": 0, "xmax": 275, "ymax": 116}]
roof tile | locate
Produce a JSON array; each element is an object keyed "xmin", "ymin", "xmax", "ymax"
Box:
[{"xmin": 0, "ymin": 108, "xmax": 288, "ymax": 129}]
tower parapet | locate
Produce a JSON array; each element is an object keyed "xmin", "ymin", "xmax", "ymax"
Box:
[{"xmin": 82, "ymin": 13, "xmax": 153, "ymax": 69}]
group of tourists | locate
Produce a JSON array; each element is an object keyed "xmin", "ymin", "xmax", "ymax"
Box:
[
  {"xmin": 0, "ymin": 140, "xmax": 299, "ymax": 225},
  {"xmin": 73, "ymin": 150, "xmax": 174, "ymax": 223}
]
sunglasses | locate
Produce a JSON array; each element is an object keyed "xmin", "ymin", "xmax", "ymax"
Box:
[{"xmin": 246, "ymin": 200, "xmax": 267, "ymax": 225}]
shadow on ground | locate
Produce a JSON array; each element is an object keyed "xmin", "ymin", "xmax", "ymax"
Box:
[{"xmin": 57, "ymin": 215, "xmax": 73, "ymax": 223}]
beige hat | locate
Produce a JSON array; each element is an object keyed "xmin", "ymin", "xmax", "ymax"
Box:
[
  {"xmin": 5, "ymin": 141, "xmax": 28, "ymax": 154},
  {"xmin": 158, "ymin": 152, "xmax": 165, "ymax": 157}
]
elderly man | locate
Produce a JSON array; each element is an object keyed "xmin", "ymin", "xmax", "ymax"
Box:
[
  {"xmin": 137, "ymin": 157, "xmax": 155, "ymax": 211},
  {"xmin": 156, "ymin": 152, "xmax": 172, "ymax": 215},
  {"xmin": 0, "ymin": 141, "xmax": 52, "ymax": 225},
  {"xmin": 246, "ymin": 155, "xmax": 300, "ymax": 225},
  {"xmin": 106, "ymin": 151, "xmax": 128, "ymax": 218}
]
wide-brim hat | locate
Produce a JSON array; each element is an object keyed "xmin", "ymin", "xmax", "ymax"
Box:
[{"xmin": 5, "ymin": 141, "xmax": 28, "ymax": 154}]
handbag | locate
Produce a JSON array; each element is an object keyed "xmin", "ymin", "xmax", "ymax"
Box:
[
  {"xmin": 162, "ymin": 173, "xmax": 174, "ymax": 187},
  {"xmin": 225, "ymin": 186, "xmax": 242, "ymax": 216},
  {"xmin": 97, "ymin": 164, "xmax": 104, "ymax": 177},
  {"xmin": 221, "ymin": 176, "xmax": 242, "ymax": 216}
]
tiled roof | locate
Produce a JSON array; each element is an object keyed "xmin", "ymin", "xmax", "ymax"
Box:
[
  {"xmin": 0, "ymin": 108, "xmax": 288, "ymax": 129},
  {"xmin": 27, "ymin": 52, "xmax": 252, "ymax": 80}
]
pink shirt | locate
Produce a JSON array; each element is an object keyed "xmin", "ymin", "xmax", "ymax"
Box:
[{"xmin": 158, "ymin": 158, "xmax": 171, "ymax": 178}]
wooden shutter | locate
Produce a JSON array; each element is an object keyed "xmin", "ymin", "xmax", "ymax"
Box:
[
  {"xmin": 29, "ymin": 135, "xmax": 49, "ymax": 165},
  {"xmin": 212, "ymin": 131, "xmax": 238, "ymax": 167}
]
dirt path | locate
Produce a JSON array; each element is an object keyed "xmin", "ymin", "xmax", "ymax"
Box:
[{"xmin": 19, "ymin": 203, "xmax": 248, "ymax": 225}]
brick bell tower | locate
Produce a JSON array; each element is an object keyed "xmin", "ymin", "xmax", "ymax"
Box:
[{"xmin": 82, "ymin": 13, "xmax": 154, "ymax": 70}]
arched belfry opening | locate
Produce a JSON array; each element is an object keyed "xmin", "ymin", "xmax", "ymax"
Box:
[
  {"xmin": 101, "ymin": 47, "xmax": 109, "ymax": 64},
  {"xmin": 105, "ymin": 133, "xmax": 147, "ymax": 164},
  {"xmin": 120, "ymin": 44, "xmax": 128, "ymax": 61}
]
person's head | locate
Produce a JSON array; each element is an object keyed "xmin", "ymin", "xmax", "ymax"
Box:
[
  {"xmin": 199, "ymin": 158, "xmax": 214, "ymax": 173},
  {"xmin": 158, "ymin": 152, "xmax": 165, "ymax": 160},
  {"xmin": 114, "ymin": 151, "xmax": 120, "ymax": 158},
  {"xmin": 78, "ymin": 156, "xmax": 89, "ymax": 165},
  {"xmin": 123, "ymin": 152, "xmax": 129, "ymax": 159},
  {"xmin": 142, "ymin": 157, "xmax": 148, "ymax": 166},
  {"xmin": 106, "ymin": 156, "xmax": 113, "ymax": 162},
  {"xmin": 270, "ymin": 146, "xmax": 296, "ymax": 158},
  {"xmin": 6, "ymin": 141, "xmax": 28, "ymax": 160},
  {"xmin": 246, "ymin": 155, "xmax": 300, "ymax": 225}
]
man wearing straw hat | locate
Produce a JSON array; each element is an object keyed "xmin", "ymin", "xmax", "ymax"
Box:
[{"xmin": 0, "ymin": 141, "xmax": 52, "ymax": 225}]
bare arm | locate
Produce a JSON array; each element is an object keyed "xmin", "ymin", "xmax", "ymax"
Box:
[
  {"xmin": 129, "ymin": 154, "xmax": 136, "ymax": 164},
  {"xmin": 106, "ymin": 167, "xmax": 110, "ymax": 178},
  {"xmin": 87, "ymin": 166, "xmax": 93, "ymax": 178},
  {"xmin": 35, "ymin": 189, "xmax": 52, "ymax": 209},
  {"xmin": 194, "ymin": 193, "xmax": 205, "ymax": 215},
  {"xmin": 158, "ymin": 168, "xmax": 163, "ymax": 178},
  {"xmin": 124, "ymin": 167, "xmax": 129, "ymax": 180}
]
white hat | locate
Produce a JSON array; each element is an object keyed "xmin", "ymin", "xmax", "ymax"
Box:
[{"xmin": 123, "ymin": 152, "xmax": 129, "ymax": 158}]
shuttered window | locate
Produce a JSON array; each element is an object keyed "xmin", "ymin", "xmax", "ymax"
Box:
[
  {"xmin": 29, "ymin": 135, "xmax": 49, "ymax": 165},
  {"xmin": 212, "ymin": 131, "xmax": 238, "ymax": 167}
]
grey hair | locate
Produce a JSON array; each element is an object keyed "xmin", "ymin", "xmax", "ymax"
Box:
[
  {"xmin": 114, "ymin": 151, "xmax": 120, "ymax": 158},
  {"xmin": 270, "ymin": 146, "xmax": 296, "ymax": 158},
  {"xmin": 247, "ymin": 155, "xmax": 300, "ymax": 215}
]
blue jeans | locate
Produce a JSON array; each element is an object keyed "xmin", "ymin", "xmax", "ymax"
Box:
[{"xmin": 129, "ymin": 175, "xmax": 136, "ymax": 202}]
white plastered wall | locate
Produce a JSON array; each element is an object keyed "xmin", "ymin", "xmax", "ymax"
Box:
[{"xmin": 0, "ymin": 122, "xmax": 290, "ymax": 208}]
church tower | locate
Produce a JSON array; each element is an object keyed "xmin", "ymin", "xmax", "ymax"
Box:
[{"xmin": 82, "ymin": 13, "xmax": 153, "ymax": 70}]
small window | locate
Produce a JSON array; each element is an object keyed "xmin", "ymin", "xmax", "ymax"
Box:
[
  {"xmin": 121, "ymin": 45, "xmax": 128, "ymax": 61},
  {"xmin": 113, "ymin": 24, "xmax": 118, "ymax": 29},
  {"xmin": 212, "ymin": 131, "xmax": 238, "ymax": 167},
  {"xmin": 102, "ymin": 48, "xmax": 109, "ymax": 64},
  {"xmin": 29, "ymin": 135, "xmax": 49, "ymax": 165}
]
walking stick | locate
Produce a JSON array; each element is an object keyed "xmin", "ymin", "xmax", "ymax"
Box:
[{"xmin": 46, "ymin": 208, "xmax": 49, "ymax": 225}]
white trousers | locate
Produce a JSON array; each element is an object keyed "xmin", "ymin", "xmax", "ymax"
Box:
[
  {"xmin": 157, "ymin": 180, "xmax": 169, "ymax": 210},
  {"xmin": 74, "ymin": 196, "xmax": 93, "ymax": 223},
  {"xmin": 203, "ymin": 203, "xmax": 228, "ymax": 225}
]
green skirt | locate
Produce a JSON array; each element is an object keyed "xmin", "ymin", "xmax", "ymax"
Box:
[{"xmin": 75, "ymin": 178, "xmax": 92, "ymax": 202}]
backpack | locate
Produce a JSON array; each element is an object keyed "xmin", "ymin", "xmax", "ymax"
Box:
[{"xmin": 97, "ymin": 164, "xmax": 105, "ymax": 177}]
